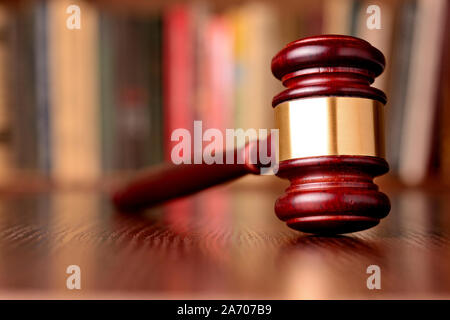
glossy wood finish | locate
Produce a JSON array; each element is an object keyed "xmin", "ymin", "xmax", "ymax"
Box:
[
  {"xmin": 272, "ymin": 35, "xmax": 390, "ymax": 234},
  {"xmin": 275, "ymin": 156, "xmax": 390, "ymax": 234},
  {"xmin": 112, "ymin": 139, "xmax": 266, "ymax": 212},
  {"xmin": 271, "ymin": 35, "xmax": 387, "ymax": 106},
  {"xmin": 112, "ymin": 161, "xmax": 256, "ymax": 212},
  {"xmin": 0, "ymin": 184, "xmax": 449, "ymax": 299}
]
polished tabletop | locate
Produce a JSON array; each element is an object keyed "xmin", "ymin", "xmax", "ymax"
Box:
[{"xmin": 0, "ymin": 175, "xmax": 449, "ymax": 299}]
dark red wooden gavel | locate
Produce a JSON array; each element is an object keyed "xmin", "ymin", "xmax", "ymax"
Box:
[{"xmin": 112, "ymin": 35, "xmax": 391, "ymax": 234}]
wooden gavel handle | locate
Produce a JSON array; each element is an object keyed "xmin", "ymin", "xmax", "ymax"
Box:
[{"xmin": 112, "ymin": 140, "xmax": 264, "ymax": 212}]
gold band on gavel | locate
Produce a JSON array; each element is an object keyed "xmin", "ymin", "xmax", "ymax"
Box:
[{"xmin": 274, "ymin": 97, "xmax": 385, "ymax": 161}]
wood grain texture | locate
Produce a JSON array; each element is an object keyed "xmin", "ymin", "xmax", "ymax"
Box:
[{"xmin": 0, "ymin": 182, "xmax": 449, "ymax": 299}]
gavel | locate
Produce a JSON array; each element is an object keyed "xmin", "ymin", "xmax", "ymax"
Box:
[{"xmin": 112, "ymin": 35, "xmax": 390, "ymax": 235}]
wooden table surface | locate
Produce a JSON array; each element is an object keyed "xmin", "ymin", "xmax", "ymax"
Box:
[{"xmin": 0, "ymin": 176, "xmax": 449, "ymax": 299}]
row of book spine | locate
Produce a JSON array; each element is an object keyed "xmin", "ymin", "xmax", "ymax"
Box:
[
  {"xmin": 0, "ymin": 0, "xmax": 281, "ymax": 186},
  {"xmin": 0, "ymin": 0, "xmax": 448, "ymax": 186}
]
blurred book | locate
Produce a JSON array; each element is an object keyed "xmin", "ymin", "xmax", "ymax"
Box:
[
  {"xmin": 9, "ymin": 2, "xmax": 41, "ymax": 174},
  {"xmin": 228, "ymin": 2, "xmax": 279, "ymax": 138},
  {"xmin": 322, "ymin": 0, "xmax": 353, "ymax": 35},
  {"xmin": 163, "ymin": 4, "xmax": 195, "ymax": 161},
  {"xmin": 437, "ymin": 3, "xmax": 450, "ymax": 183},
  {"xmin": 398, "ymin": 0, "xmax": 447, "ymax": 185},
  {"xmin": 98, "ymin": 11, "xmax": 116, "ymax": 174},
  {"xmin": 355, "ymin": 0, "xmax": 398, "ymax": 93},
  {"xmin": 0, "ymin": 4, "xmax": 13, "ymax": 181},
  {"xmin": 47, "ymin": 0, "xmax": 100, "ymax": 185},
  {"xmin": 100, "ymin": 12, "xmax": 163, "ymax": 172},
  {"xmin": 34, "ymin": 0, "xmax": 51, "ymax": 175},
  {"xmin": 385, "ymin": 0, "xmax": 416, "ymax": 173}
]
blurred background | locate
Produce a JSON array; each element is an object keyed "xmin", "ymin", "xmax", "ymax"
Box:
[
  {"xmin": 0, "ymin": 0, "xmax": 448, "ymax": 189},
  {"xmin": 0, "ymin": 0, "xmax": 449, "ymax": 299}
]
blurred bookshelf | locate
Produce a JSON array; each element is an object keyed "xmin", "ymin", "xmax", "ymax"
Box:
[{"xmin": 0, "ymin": 0, "xmax": 449, "ymax": 193}]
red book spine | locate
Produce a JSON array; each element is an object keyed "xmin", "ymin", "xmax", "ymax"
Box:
[
  {"xmin": 163, "ymin": 5, "xmax": 194, "ymax": 162},
  {"xmin": 162, "ymin": 5, "xmax": 196, "ymax": 232}
]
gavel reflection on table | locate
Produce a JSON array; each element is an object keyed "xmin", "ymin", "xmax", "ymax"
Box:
[{"xmin": 112, "ymin": 35, "xmax": 391, "ymax": 235}]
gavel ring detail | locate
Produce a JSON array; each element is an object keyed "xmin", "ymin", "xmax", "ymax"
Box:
[{"xmin": 112, "ymin": 35, "xmax": 391, "ymax": 235}]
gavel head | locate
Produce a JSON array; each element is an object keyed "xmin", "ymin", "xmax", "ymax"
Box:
[{"xmin": 271, "ymin": 35, "xmax": 390, "ymax": 235}]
